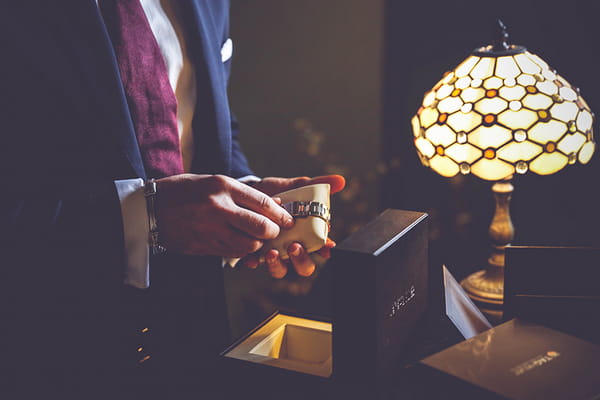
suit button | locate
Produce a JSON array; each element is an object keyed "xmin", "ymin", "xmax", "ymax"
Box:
[{"xmin": 138, "ymin": 355, "xmax": 151, "ymax": 364}]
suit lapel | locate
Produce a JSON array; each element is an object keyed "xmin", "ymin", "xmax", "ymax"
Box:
[
  {"xmin": 40, "ymin": 0, "xmax": 146, "ymax": 178},
  {"xmin": 180, "ymin": 1, "xmax": 232, "ymax": 175},
  {"xmin": 32, "ymin": 0, "xmax": 231, "ymax": 179}
]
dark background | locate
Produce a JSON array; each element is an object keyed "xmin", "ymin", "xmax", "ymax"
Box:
[{"xmin": 225, "ymin": 0, "xmax": 599, "ymax": 337}]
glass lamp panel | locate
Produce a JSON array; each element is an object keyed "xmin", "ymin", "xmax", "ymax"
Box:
[
  {"xmin": 456, "ymin": 77, "xmax": 471, "ymax": 89},
  {"xmin": 454, "ymin": 56, "xmax": 480, "ymax": 78},
  {"xmin": 497, "ymin": 141, "xmax": 542, "ymax": 162},
  {"xmin": 578, "ymin": 96, "xmax": 591, "ymax": 110},
  {"xmin": 576, "ymin": 110, "xmax": 593, "ymax": 132},
  {"xmin": 578, "ymin": 142, "xmax": 595, "ymax": 164},
  {"xmin": 522, "ymin": 93, "xmax": 553, "ymax": 110},
  {"xmin": 425, "ymin": 125, "xmax": 457, "ymax": 147},
  {"xmin": 415, "ymin": 137, "xmax": 436, "ymax": 158},
  {"xmin": 429, "ymin": 155, "xmax": 459, "ymax": 177},
  {"xmin": 495, "ymin": 56, "xmax": 520, "ymax": 78},
  {"xmin": 432, "ymin": 74, "xmax": 449, "ymax": 93},
  {"xmin": 436, "ymin": 84, "xmax": 454, "ymax": 100},
  {"xmin": 483, "ymin": 76, "xmax": 503, "ymax": 89},
  {"xmin": 517, "ymin": 74, "xmax": 536, "ymax": 86},
  {"xmin": 411, "ymin": 116, "xmax": 421, "ymax": 138},
  {"xmin": 498, "ymin": 108, "xmax": 539, "ymax": 130},
  {"xmin": 441, "ymin": 71, "xmax": 456, "ymax": 84},
  {"xmin": 474, "ymin": 97, "xmax": 508, "ymax": 114},
  {"xmin": 559, "ymin": 86, "xmax": 578, "ymax": 101},
  {"xmin": 529, "ymin": 152, "xmax": 568, "ymax": 175},
  {"xmin": 550, "ymin": 102, "xmax": 578, "ymax": 122},
  {"xmin": 514, "ymin": 54, "xmax": 541, "ymax": 74},
  {"xmin": 536, "ymin": 81, "xmax": 558, "ymax": 96},
  {"xmin": 499, "ymin": 86, "xmax": 526, "ymax": 101},
  {"xmin": 460, "ymin": 87, "xmax": 485, "ymax": 103},
  {"xmin": 469, "ymin": 125, "xmax": 512, "ymax": 149},
  {"xmin": 445, "ymin": 142, "xmax": 482, "ymax": 164},
  {"xmin": 555, "ymin": 74, "xmax": 571, "ymax": 88},
  {"xmin": 527, "ymin": 52, "xmax": 550, "ymax": 70},
  {"xmin": 438, "ymin": 97, "xmax": 463, "ymax": 114},
  {"xmin": 542, "ymin": 69, "xmax": 557, "ymax": 81},
  {"xmin": 420, "ymin": 107, "xmax": 439, "ymax": 128},
  {"xmin": 423, "ymin": 91, "xmax": 436, "ymax": 107},
  {"xmin": 558, "ymin": 133, "xmax": 587, "ymax": 154},
  {"xmin": 470, "ymin": 57, "xmax": 495, "ymax": 79},
  {"xmin": 528, "ymin": 120, "xmax": 567, "ymax": 144},
  {"xmin": 447, "ymin": 111, "xmax": 482, "ymax": 132},
  {"xmin": 470, "ymin": 158, "xmax": 514, "ymax": 180}
]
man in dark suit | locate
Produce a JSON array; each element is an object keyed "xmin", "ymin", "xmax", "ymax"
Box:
[{"xmin": 0, "ymin": 0, "xmax": 343, "ymax": 397}]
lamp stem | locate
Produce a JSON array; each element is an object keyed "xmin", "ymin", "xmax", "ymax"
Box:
[
  {"xmin": 488, "ymin": 179, "xmax": 514, "ymax": 268},
  {"xmin": 461, "ymin": 178, "xmax": 514, "ymax": 321}
]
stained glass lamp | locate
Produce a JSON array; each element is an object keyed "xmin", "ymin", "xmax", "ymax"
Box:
[{"xmin": 411, "ymin": 21, "xmax": 595, "ymax": 317}]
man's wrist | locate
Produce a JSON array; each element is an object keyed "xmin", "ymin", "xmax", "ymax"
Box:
[{"xmin": 144, "ymin": 179, "xmax": 167, "ymax": 256}]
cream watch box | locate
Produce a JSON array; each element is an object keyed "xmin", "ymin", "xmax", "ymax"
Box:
[
  {"xmin": 221, "ymin": 209, "xmax": 429, "ymax": 389},
  {"xmin": 263, "ymin": 183, "xmax": 331, "ymax": 259}
]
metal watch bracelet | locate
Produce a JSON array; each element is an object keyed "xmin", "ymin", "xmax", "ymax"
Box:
[
  {"xmin": 282, "ymin": 201, "xmax": 330, "ymax": 223},
  {"xmin": 143, "ymin": 179, "xmax": 167, "ymax": 255}
]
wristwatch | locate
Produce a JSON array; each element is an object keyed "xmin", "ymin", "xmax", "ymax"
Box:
[{"xmin": 143, "ymin": 179, "xmax": 167, "ymax": 255}]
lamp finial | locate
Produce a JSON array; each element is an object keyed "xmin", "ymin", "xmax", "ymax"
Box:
[{"xmin": 495, "ymin": 19, "xmax": 510, "ymax": 51}]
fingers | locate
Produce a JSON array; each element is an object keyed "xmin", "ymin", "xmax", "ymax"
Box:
[
  {"xmin": 264, "ymin": 243, "xmax": 315, "ymax": 279},
  {"xmin": 265, "ymin": 249, "xmax": 288, "ymax": 279},
  {"xmin": 252, "ymin": 175, "xmax": 345, "ymax": 196},
  {"xmin": 195, "ymin": 226, "xmax": 263, "ymax": 258},
  {"xmin": 315, "ymin": 238, "xmax": 336, "ymax": 259},
  {"xmin": 288, "ymin": 242, "xmax": 316, "ymax": 277},
  {"xmin": 230, "ymin": 181, "xmax": 294, "ymax": 229},
  {"xmin": 251, "ymin": 177, "xmax": 311, "ymax": 196},
  {"xmin": 304, "ymin": 175, "xmax": 346, "ymax": 194},
  {"xmin": 226, "ymin": 207, "xmax": 281, "ymax": 240},
  {"xmin": 239, "ymin": 252, "xmax": 260, "ymax": 269}
]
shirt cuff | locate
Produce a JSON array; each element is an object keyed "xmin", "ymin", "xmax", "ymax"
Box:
[{"xmin": 115, "ymin": 178, "xmax": 150, "ymax": 289}]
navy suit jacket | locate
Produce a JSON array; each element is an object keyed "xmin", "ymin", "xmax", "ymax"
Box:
[{"xmin": 0, "ymin": 0, "xmax": 249, "ymax": 393}]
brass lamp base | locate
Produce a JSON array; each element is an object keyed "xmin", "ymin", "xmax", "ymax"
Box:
[
  {"xmin": 460, "ymin": 179, "xmax": 514, "ymax": 323},
  {"xmin": 461, "ymin": 267, "xmax": 504, "ymax": 322}
]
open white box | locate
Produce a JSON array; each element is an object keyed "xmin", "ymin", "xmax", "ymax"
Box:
[{"xmin": 223, "ymin": 314, "xmax": 333, "ymax": 378}]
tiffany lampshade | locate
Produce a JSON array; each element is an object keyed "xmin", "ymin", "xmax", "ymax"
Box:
[{"xmin": 411, "ymin": 21, "xmax": 595, "ymax": 316}]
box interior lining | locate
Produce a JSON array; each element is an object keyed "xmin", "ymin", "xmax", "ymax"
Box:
[{"xmin": 224, "ymin": 314, "xmax": 332, "ymax": 378}]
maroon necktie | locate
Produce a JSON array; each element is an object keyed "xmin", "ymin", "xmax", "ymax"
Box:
[{"xmin": 100, "ymin": 0, "xmax": 184, "ymax": 178}]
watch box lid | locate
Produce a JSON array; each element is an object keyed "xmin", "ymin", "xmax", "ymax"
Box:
[
  {"xmin": 335, "ymin": 209, "xmax": 427, "ymax": 256},
  {"xmin": 421, "ymin": 318, "xmax": 600, "ymax": 400}
]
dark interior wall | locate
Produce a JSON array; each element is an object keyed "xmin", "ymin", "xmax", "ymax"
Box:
[
  {"xmin": 225, "ymin": 0, "xmax": 384, "ymax": 337},
  {"xmin": 228, "ymin": 0, "xmax": 384, "ymax": 235},
  {"xmin": 383, "ymin": 0, "xmax": 600, "ymax": 278}
]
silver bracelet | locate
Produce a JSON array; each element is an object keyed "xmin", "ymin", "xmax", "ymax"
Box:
[
  {"xmin": 143, "ymin": 179, "xmax": 167, "ymax": 255},
  {"xmin": 282, "ymin": 201, "xmax": 330, "ymax": 223}
]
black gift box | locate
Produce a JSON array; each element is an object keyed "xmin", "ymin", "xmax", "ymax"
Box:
[
  {"xmin": 221, "ymin": 209, "xmax": 429, "ymax": 389},
  {"xmin": 504, "ymin": 246, "xmax": 600, "ymax": 344},
  {"xmin": 418, "ymin": 318, "xmax": 600, "ymax": 400}
]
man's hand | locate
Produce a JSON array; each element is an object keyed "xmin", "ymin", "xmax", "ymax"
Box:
[
  {"xmin": 243, "ymin": 175, "xmax": 345, "ymax": 278},
  {"xmin": 154, "ymin": 174, "xmax": 294, "ymax": 257}
]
